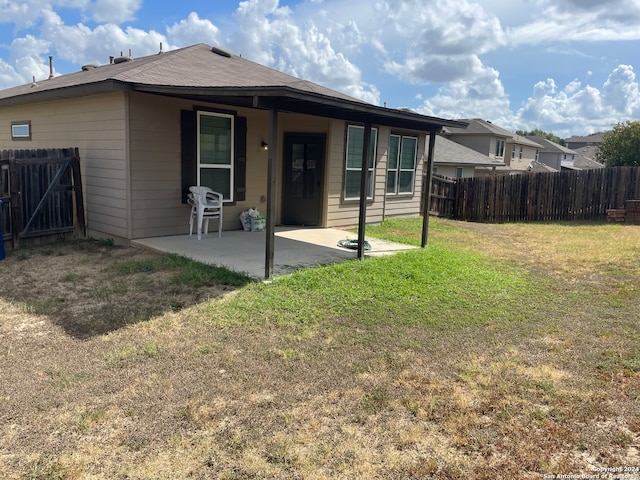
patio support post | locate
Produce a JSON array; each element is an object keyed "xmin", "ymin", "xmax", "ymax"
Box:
[
  {"xmin": 357, "ymin": 122, "xmax": 372, "ymax": 259},
  {"xmin": 421, "ymin": 130, "xmax": 437, "ymax": 248},
  {"xmin": 265, "ymin": 108, "xmax": 279, "ymax": 279}
]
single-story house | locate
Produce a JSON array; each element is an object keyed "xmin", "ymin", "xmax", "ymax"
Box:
[
  {"xmin": 432, "ymin": 135, "xmax": 507, "ymax": 178},
  {"xmin": 0, "ymin": 43, "xmax": 464, "ymax": 271}
]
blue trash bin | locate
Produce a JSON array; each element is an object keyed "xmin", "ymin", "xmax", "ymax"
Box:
[{"xmin": 0, "ymin": 199, "xmax": 5, "ymax": 260}]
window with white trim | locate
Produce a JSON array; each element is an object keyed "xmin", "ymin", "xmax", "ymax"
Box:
[
  {"xmin": 198, "ymin": 111, "xmax": 234, "ymax": 201},
  {"xmin": 495, "ymin": 138, "xmax": 505, "ymax": 158},
  {"xmin": 511, "ymin": 145, "xmax": 516, "ymax": 159},
  {"xmin": 11, "ymin": 121, "xmax": 31, "ymax": 140},
  {"xmin": 456, "ymin": 167, "xmax": 463, "ymax": 178},
  {"xmin": 387, "ymin": 134, "xmax": 418, "ymax": 195},
  {"xmin": 519, "ymin": 146, "xmax": 523, "ymax": 159},
  {"xmin": 344, "ymin": 125, "xmax": 377, "ymax": 200}
]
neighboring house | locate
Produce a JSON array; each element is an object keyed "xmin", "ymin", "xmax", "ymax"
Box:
[
  {"xmin": 525, "ymin": 136, "xmax": 577, "ymax": 172},
  {"xmin": 0, "ymin": 43, "xmax": 463, "ymax": 244},
  {"xmin": 432, "ymin": 135, "xmax": 507, "ymax": 178},
  {"xmin": 561, "ymin": 147, "xmax": 605, "ymax": 170},
  {"xmin": 505, "ymin": 134, "xmax": 542, "ymax": 170},
  {"xmin": 442, "ymin": 119, "xmax": 541, "ymax": 172},
  {"xmin": 565, "ymin": 133, "xmax": 604, "ymax": 150}
]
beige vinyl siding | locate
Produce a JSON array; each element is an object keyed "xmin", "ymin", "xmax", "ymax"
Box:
[
  {"xmin": 128, "ymin": 93, "xmax": 280, "ymax": 237},
  {"xmin": 383, "ymin": 131, "xmax": 425, "ymax": 219},
  {"xmin": 505, "ymin": 142, "xmax": 539, "ymax": 166},
  {"xmin": 0, "ymin": 91, "xmax": 128, "ymax": 239},
  {"xmin": 326, "ymin": 122, "xmax": 386, "ymax": 228},
  {"xmin": 433, "ymin": 165, "xmax": 474, "ymax": 178},
  {"xmin": 447, "ymin": 135, "xmax": 493, "ymax": 158}
]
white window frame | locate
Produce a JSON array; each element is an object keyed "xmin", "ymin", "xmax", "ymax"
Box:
[
  {"xmin": 11, "ymin": 121, "xmax": 31, "ymax": 140},
  {"xmin": 456, "ymin": 167, "xmax": 463, "ymax": 178},
  {"xmin": 511, "ymin": 144, "xmax": 516, "ymax": 159},
  {"xmin": 495, "ymin": 138, "xmax": 505, "ymax": 158},
  {"xmin": 387, "ymin": 133, "xmax": 418, "ymax": 196},
  {"xmin": 197, "ymin": 111, "xmax": 234, "ymax": 202},
  {"xmin": 344, "ymin": 125, "xmax": 377, "ymax": 201}
]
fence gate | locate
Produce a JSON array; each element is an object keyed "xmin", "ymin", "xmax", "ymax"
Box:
[
  {"xmin": 0, "ymin": 148, "xmax": 85, "ymax": 249},
  {"xmin": 427, "ymin": 173, "xmax": 457, "ymax": 218}
]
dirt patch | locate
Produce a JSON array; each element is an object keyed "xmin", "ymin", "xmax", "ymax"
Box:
[{"xmin": 0, "ymin": 241, "xmax": 238, "ymax": 339}]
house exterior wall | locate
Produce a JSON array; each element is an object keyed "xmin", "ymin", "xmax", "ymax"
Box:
[
  {"xmin": 1, "ymin": 90, "xmax": 431, "ymax": 240},
  {"xmin": 446, "ymin": 135, "xmax": 499, "ymax": 159},
  {"xmin": 383, "ymin": 129, "xmax": 425, "ymax": 220},
  {"xmin": 537, "ymin": 152, "xmax": 562, "ymax": 171},
  {"xmin": 128, "ymin": 92, "xmax": 277, "ymax": 238},
  {"xmin": 505, "ymin": 142, "xmax": 538, "ymax": 167},
  {"xmin": 0, "ymin": 91, "xmax": 129, "ymax": 240},
  {"xmin": 325, "ymin": 123, "xmax": 426, "ymax": 227},
  {"xmin": 433, "ymin": 165, "xmax": 475, "ymax": 178}
]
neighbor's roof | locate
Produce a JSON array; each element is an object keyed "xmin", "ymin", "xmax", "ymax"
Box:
[
  {"xmin": 442, "ymin": 119, "xmax": 542, "ymax": 148},
  {"xmin": 510, "ymin": 159, "xmax": 558, "ymax": 173},
  {"xmin": 507, "ymin": 133, "xmax": 542, "ymax": 148},
  {"xmin": 565, "ymin": 132, "xmax": 605, "ymax": 144},
  {"xmin": 0, "ymin": 43, "xmax": 465, "ymax": 132},
  {"xmin": 434, "ymin": 135, "xmax": 505, "ymax": 167},
  {"xmin": 525, "ymin": 136, "xmax": 577, "ymax": 155},
  {"xmin": 442, "ymin": 118, "xmax": 513, "ymax": 138}
]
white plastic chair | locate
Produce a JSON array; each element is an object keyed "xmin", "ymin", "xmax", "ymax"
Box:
[{"xmin": 188, "ymin": 186, "xmax": 223, "ymax": 240}]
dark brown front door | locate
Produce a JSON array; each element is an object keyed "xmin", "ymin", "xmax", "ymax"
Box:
[{"xmin": 283, "ymin": 134, "xmax": 325, "ymax": 226}]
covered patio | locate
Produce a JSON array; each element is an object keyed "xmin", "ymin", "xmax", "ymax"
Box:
[{"xmin": 132, "ymin": 227, "xmax": 416, "ymax": 279}]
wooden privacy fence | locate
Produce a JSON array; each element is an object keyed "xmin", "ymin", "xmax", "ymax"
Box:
[
  {"xmin": 428, "ymin": 167, "xmax": 640, "ymax": 223},
  {"xmin": 0, "ymin": 148, "xmax": 85, "ymax": 248}
]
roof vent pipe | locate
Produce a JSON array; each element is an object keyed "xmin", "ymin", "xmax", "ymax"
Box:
[
  {"xmin": 110, "ymin": 56, "xmax": 114, "ymax": 64},
  {"xmin": 159, "ymin": 42, "xmax": 163, "ymax": 54},
  {"xmin": 48, "ymin": 56, "xmax": 54, "ymax": 79}
]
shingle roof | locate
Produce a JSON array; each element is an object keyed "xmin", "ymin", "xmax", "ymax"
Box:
[
  {"xmin": 0, "ymin": 43, "xmax": 359, "ymax": 102},
  {"xmin": 434, "ymin": 135, "xmax": 505, "ymax": 167},
  {"xmin": 507, "ymin": 133, "xmax": 542, "ymax": 148},
  {"xmin": 443, "ymin": 119, "xmax": 541, "ymax": 148},
  {"xmin": 525, "ymin": 136, "xmax": 577, "ymax": 154},
  {"xmin": 0, "ymin": 43, "xmax": 465, "ymax": 132},
  {"xmin": 565, "ymin": 132, "xmax": 605, "ymax": 144},
  {"xmin": 443, "ymin": 118, "xmax": 512, "ymax": 137}
]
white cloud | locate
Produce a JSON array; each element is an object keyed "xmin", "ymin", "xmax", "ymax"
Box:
[
  {"xmin": 90, "ymin": 0, "xmax": 142, "ymax": 24},
  {"xmin": 39, "ymin": 8, "xmax": 167, "ymax": 64},
  {"xmin": 514, "ymin": 65, "xmax": 640, "ymax": 136},
  {"xmin": 166, "ymin": 12, "xmax": 222, "ymax": 47},
  {"xmin": 230, "ymin": 0, "xmax": 379, "ymax": 103},
  {"xmin": 416, "ymin": 60, "xmax": 511, "ymax": 122},
  {"xmin": 375, "ymin": 0, "xmax": 504, "ymax": 85}
]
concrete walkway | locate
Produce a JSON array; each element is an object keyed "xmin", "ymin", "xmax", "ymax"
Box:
[{"xmin": 132, "ymin": 227, "xmax": 416, "ymax": 279}]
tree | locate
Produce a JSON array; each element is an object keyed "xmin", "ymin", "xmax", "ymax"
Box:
[
  {"xmin": 597, "ymin": 121, "xmax": 640, "ymax": 167},
  {"xmin": 515, "ymin": 129, "xmax": 564, "ymax": 146}
]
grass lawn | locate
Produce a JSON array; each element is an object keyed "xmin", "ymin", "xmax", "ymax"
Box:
[{"xmin": 0, "ymin": 218, "xmax": 638, "ymax": 479}]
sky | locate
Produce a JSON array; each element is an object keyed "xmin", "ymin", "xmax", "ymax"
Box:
[{"xmin": 1, "ymin": 0, "xmax": 639, "ymax": 138}]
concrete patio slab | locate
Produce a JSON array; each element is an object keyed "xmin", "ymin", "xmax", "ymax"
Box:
[{"xmin": 132, "ymin": 227, "xmax": 416, "ymax": 279}]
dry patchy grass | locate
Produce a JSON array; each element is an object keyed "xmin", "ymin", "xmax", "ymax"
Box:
[{"xmin": 0, "ymin": 222, "xmax": 639, "ymax": 479}]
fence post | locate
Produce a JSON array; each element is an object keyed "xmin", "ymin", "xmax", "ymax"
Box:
[
  {"xmin": 9, "ymin": 156, "xmax": 19, "ymax": 248},
  {"xmin": 71, "ymin": 148, "xmax": 86, "ymax": 238}
]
